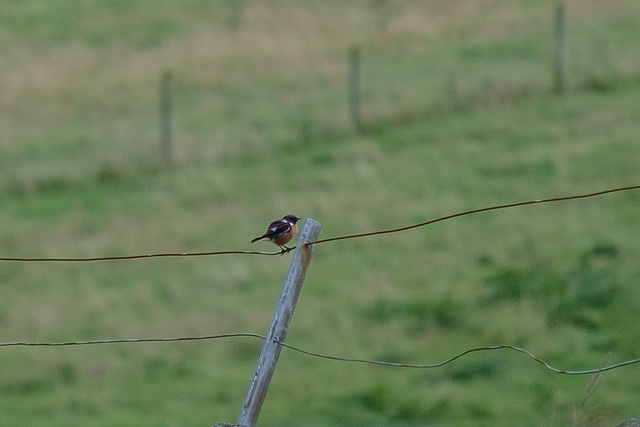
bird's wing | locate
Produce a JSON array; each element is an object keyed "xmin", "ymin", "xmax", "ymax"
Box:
[{"xmin": 266, "ymin": 220, "xmax": 290, "ymax": 236}]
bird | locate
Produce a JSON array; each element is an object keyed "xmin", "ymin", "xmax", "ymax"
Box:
[{"xmin": 250, "ymin": 215, "xmax": 301, "ymax": 250}]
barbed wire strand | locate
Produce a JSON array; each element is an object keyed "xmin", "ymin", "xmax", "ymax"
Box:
[
  {"xmin": 0, "ymin": 184, "xmax": 638, "ymax": 262},
  {"xmin": 1, "ymin": 334, "xmax": 638, "ymax": 376}
]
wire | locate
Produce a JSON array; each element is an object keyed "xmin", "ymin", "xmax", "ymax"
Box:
[
  {"xmin": 1, "ymin": 184, "xmax": 637, "ymax": 262},
  {"xmin": 0, "ymin": 333, "xmax": 266, "ymax": 347},
  {"xmin": 310, "ymin": 184, "xmax": 640, "ymax": 245},
  {"xmin": 2, "ymin": 334, "xmax": 638, "ymax": 376},
  {"xmin": 276, "ymin": 341, "xmax": 640, "ymax": 375},
  {"xmin": 0, "ymin": 249, "xmax": 286, "ymax": 262}
]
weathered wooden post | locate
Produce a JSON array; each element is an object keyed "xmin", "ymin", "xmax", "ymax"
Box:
[
  {"xmin": 349, "ymin": 46, "xmax": 363, "ymax": 134},
  {"xmin": 160, "ymin": 71, "xmax": 174, "ymax": 168},
  {"xmin": 236, "ymin": 218, "xmax": 322, "ymax": 427},
  {"xmin": 553, "ymin": 3, "xmax": 567, "ymax": 94}
]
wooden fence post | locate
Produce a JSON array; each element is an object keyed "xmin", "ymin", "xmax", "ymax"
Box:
[
  {"xmin": 236, "ymin": 218, "xmax": 322, "ymax": 427},
  {"xmin": 160, "ymin": 71, "xmax": 174, "ymax": 168},
  {"xmin": 349, "ymin": 46, "xmax": 363, "ymax": 134},
  {"xmin": 553, "ymin": 3, "xmax": 567, "ymax": 94}
]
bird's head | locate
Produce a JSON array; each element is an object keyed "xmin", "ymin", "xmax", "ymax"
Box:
[{"xmin": 283, "ymin": 215, "xmax": 301, "ymax": 224}]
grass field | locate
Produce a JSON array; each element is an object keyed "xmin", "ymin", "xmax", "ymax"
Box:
[{"xmin": 1, "ymin": 1, "xmax": 640, "ymax": 426}]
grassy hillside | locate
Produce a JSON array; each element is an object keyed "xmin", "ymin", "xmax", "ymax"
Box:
[{"xmin": 1, "ymin": 1, "xmax": 640, "ymax": 426}]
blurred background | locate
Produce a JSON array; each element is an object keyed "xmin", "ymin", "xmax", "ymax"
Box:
[{"xmin": 1, "ymin": 1, "xmax": 640, "ymax": 426}]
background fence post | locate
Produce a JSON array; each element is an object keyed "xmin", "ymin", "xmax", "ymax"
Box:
[
  {"xmin": 349, "ymin": 46, "xmax": 363, "ymax": 134},
  {"xmin": 553, "ymin": 2, "xmax": 567, "ymax": 94},
  {"xmin": 160, "ymin": 71, "xmax": 174, "ymax": 168},
  {"xmin": 237, "ymin": 218, "xmax": 322, "ymax": 427}
]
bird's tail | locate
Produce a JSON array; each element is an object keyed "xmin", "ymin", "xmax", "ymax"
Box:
[{"xmin": 250, "ymin": 236, "xmax": 264, "ymax": 243}]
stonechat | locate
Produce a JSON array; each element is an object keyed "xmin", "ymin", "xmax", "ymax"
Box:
[{"xmin": 251, "ymin": 215, "xmax": 301, "ymax": 250}]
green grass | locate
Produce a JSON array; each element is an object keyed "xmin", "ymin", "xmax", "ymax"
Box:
[{"xmin": 1, "ymin": 1, "xmax": 640, "ymax": 426}]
